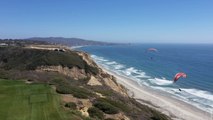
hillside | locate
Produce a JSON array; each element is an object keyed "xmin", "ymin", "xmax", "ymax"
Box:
[
  {"xmin": 27, "ymin": 37, "xmax": 117, "ymax": 46},
  {"xmin": 0, "ymin": 42, "xmax": 170, "ymax": 120}
]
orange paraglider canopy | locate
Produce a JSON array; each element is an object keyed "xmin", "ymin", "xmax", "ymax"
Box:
[{"xmin": 174, "ymin": 72, "xmax": 187, "ymax": 83}]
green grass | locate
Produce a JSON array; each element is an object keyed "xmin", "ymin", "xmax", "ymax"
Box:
[
  {"xmin": 0, "ymin": 79, "xmax": 88, "ymax": 120},
  {"xmin": 30, "ymin": 94, "xmax": 48, "ymax": 103}
]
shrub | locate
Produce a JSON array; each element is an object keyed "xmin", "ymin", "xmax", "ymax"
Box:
[
  {"xmin": 95, "ymin": 90, "xmax": 114, "ymax": 96},
  {"xmin": 151, "ymin": 116, "xmax": 168, "ymax": 120},
  {"xmin": 65, "ymin": 102, "xmax": 77, "ymax": 110},
  {"xmin": 94, "ymin": 101, "xmax": 119, "ymax": 114},
  {"xmin": 0, "ymin": 47, "xmax": 94, "ymax": 72},
  {"xmin": 56, "ymin": 85, "xmax": 71, "ymax": 94},
  {"xmin": 85, "ymin": 65, "xmax": 99, "ymax": 75},
  {"xmin": 96, "ymin": 98, "xmax": 130, "ymax": 113},
  {"xmin": 72, "ymin": 92, "xmax": 88, "ymax": 99},
  {"xmin": 88, "ymin": 107, "xmax": 104, "ymax": 119},
  {"xmin": 79, "ymin": 77, "xmax": 91, "ymax": 84},
  {"xmin": 50, "ymin": 78, "xmax": 71, "ymax": 86},
  {"xmin": 104, "ymin": 119, "xmax": 115, "ymax": 120},
  {"xmin": 56, "ymin": 85, "xmax": 94, "ymax": 99},
  {"xmin": 150, "ymin": 110, "xmax": 169, "ymax": 120}
]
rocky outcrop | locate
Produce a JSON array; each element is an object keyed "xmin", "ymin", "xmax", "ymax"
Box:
[
  {"xmin": 77, "ymin": 51, "xmax": 128, "ymax": 96},
  {"xmin": 105, "ymin": 113, "xmax": 130, "ymax": 120},
  {"xmin": 36, "ymin": 51, "xmax": 128, "ymax": 96},
  {"xmin": 87, "ymin": 75, "xmax": 102, "ymax": 86},
  {"xmin": 62, "ymin": 94, "xmax": 92, "ymax": 117},
  {"xmin": 36, "ymin": 66, "xmax": 87, "ymax": 80},
  {"xmin": 79, "ymin": 52, "xmax": 128, "ymax": 96},
  {"xmin": 101, "ymin": 73, "xmax": 128, "ymax": 96},
  {"xmin": 76, "ymin": 51, "xmax": 98, "ymax": 68}
]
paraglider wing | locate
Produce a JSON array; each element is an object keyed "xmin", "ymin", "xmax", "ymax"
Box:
[
  {"xmin": 174, "ymin": 72, "xmax": 187, "ymax": 82},
  {"xmin": 148, "ymin": 48, "xmax": 158, "ymax": 52}
]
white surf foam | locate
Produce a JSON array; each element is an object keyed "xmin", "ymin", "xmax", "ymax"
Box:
[
  {"xmin": 91, "ymin": 55, "xmax": 108, "ymax": 62},
  {"xmin": 114, "ymin": 64, "xmax": 125, "ymax": 69},
  {"xmin": 106, "ymin": 61, "xmax": 117, "ymax": 65},
  {"xmin": 70, "ymin": 46, "xmax": 85, "ymax": 49},
  {"xmin": 91, "ymin": 54, "xmax": 213, "ymax": 112},
  {"xmin": 182, "ymin": 88, "xmax": 213, "ymax": 101},
  {"xmin": 149, "ymin": 78, "xmax": 173, "ymax": 86}
]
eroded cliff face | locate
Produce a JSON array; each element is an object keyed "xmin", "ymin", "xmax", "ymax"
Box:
[
  {"xmin": 96, "ymin": 71, "xmax": 128, "ymax": 96},
  {"xmin": 36, "ymin": 66, "xmax": 88, "ymax": 80},
  {"xmin": 36, "ymin": 50, "xmax": 128, "ymax": 96},
  {"xmin": 76, "ymin": 51, "xmax": 98, "ymax": 68},
  {"xmin": 76, "ymin": 51, "xmax": 128, "ymax": 96}
]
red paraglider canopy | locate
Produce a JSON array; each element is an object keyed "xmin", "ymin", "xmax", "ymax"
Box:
[
  {"xmin": 148, "ymin": 48, "xmax": 158, "ymax": 52},
  {"xmin": 174, "ymin": 72, "xmax": 187, "ymax": 82}
]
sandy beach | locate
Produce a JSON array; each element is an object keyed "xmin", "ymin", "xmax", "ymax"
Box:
[{"xmin": 100, "ymin": 66, "xmax": 212, "ymax": 120}]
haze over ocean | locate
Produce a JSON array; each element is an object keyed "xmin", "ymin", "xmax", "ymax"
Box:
[{"xmin": 78, "ymin": 44, "xmax": 213, "ymax": 112}]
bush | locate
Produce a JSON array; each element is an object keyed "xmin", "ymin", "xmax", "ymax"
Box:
[
  {"xmin": 88, "ymin": 107, "xmax": 104, "ymax": 119},
  {"xmin": 150, "ymin": 110, "xmax": 169, "ymax": 120},
  {"xmin": 50, "ymin": 77, "xmax": 73, "ymax": 86},
  {"xmin": 151, "ymin": 116, "xmax": 168, "ymax": 120},
  {"xmin": 96, "ymin": 98, "xmax": 130, "ymax": 113},
  {"xmin": 79, "ymin": 77, "xmax": 91, "ymax": 84},
  {"xmin": 65, "ymin": 102, "xmax": 77, "ymax": 110},
  {"xmin": 0, "ymin": 47, "xmax": 98, "ymax": 75},
  {"xmin": 94, "ymin": 101, "xmax": 119, "ymax": 114},
  {"xmin": 85, "ymin": 65, "xmax": 99, "ymax": 75},
  {"xmin": 56, "ymin": 85, "xmax": 71, "ymax": 94},
  {"xmin": 72, "ymin": 92, "xmax": 88, "ymax": 99},
  {"xmin": 95, "ymin": 89, "xmax": 114, "ymax": 96},
  {"xmin": 56, "ymin": 85, "xmax": 94, "ymax": 99}
]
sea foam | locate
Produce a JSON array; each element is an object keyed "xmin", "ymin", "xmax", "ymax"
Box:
[{"xmin": 91, "ymin": 54, "xmax": 213, "ymax": 112}]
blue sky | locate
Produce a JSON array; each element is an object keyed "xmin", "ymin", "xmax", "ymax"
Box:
[{"xmin": 0, "ymin": 0, "xmax": 213, "ymax": 43}]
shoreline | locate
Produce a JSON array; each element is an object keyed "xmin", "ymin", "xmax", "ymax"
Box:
[{"xmin": 99, "ymin": 65, "xmax": 212, "ymax": 120}]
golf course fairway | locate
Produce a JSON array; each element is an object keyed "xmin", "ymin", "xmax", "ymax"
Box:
[{"xmin": 0, "ymin": 79, "xmax": 84, "ymax": 120}]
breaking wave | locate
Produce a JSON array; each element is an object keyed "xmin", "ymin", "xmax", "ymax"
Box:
[{"xmin": 91, "ymin": 54, "xmax": 213, "ymax": 113}]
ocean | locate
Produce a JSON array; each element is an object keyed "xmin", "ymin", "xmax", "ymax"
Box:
[{"xmin": 77, "ymin": 44, "xmax": 213, "ymax": 113}]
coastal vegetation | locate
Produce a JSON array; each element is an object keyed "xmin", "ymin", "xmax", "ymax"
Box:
[
  {"xmin": 0, "ymin": 47, "xmax": 98, "ymax": 74},
  {"xmin": 0, "ymin": 40, "xmax": 170, "ymax": 120},
  {"xmin": 88, "ymin": 107, "xmax": 104, "ymax": 119},
  {"xmin": 65, "ymin": 102, "xmax": 77, "ymax": 110}
]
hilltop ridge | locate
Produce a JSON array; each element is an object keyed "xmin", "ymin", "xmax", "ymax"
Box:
[{"xmin": 26, "ymin": 37, "xmax": 117, "ymax": 46}]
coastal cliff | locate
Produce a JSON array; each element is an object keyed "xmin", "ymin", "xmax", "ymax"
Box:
[{"xmin": 0, "ymin": 42, "xmax": 170, "ymax": 120}]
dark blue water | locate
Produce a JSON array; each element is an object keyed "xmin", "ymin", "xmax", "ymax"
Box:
[{"xmin": 78, "ymin": 44, "xmax": 213, "ymax": 112}]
